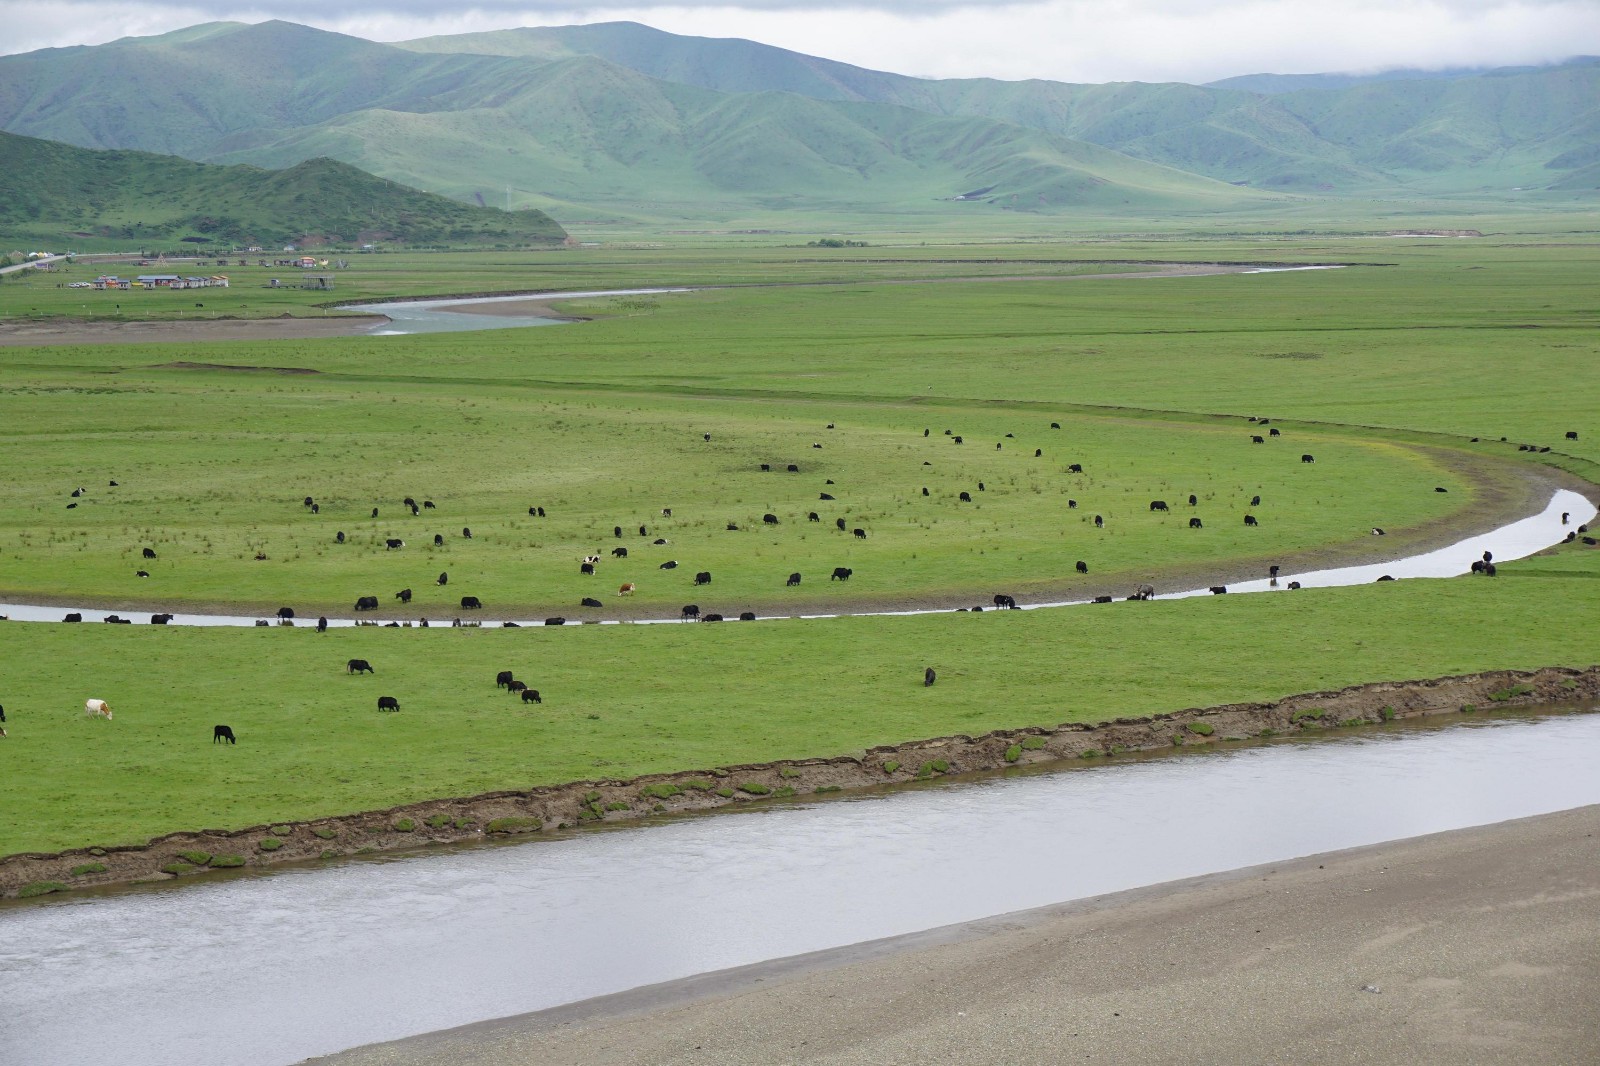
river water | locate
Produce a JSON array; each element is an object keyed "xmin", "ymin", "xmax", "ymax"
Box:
[
  {"xmin": 339, "ymin": 288, "xmax": 692, "ymax": 336},
  {"xmin": 0, "ymin": 488, "xmax": 1590, "ymax": 626},
  {"xmin": 2, "ymin": 705, "xmax": 1597, "ymax": 1066}
]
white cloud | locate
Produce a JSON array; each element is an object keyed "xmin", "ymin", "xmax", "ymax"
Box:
[{"xmin": 1, "ymin": 0, "xmax": 1596, "ymax": 84}]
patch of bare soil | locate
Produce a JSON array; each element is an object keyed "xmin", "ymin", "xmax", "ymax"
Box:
[{"xmin": 4, "ymin": 665, "xmax": 1594, "ymax": 899}]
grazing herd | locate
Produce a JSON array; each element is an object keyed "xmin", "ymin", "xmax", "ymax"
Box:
[{"xmin": 46, "ymin": 413, "xmax": 1581, "ymax": 643}]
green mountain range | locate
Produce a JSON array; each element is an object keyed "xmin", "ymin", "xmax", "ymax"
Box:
[
  {"xmin": 0, "ymin": 129, "xmax": 567, "ymax": 247},
  {"xmin": 1, "ymin": 19, "xmax": 1594, "ymax": 224}
]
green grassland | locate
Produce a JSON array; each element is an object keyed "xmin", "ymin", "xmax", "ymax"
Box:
[
  {"xmin": 0, "ymin": 232, "xmax": 1595, "ymax": 857},
  {"xmin": 0, "ymin": 382, "xmax": 1469, "ymax": 613},
  {"xmin": 0, "ymin": 539, "xmax": 1595, "ymax": 857}
]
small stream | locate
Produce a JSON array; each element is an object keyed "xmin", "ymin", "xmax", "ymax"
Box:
[
  {"xmin": 2, "ymin": 705, "xmax": 1597, "ymax": 1066},
  {"xmin": 0, "ymin": 489, "xmax": 1590, "ymax": 626}
]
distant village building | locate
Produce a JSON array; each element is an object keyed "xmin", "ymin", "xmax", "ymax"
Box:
[{"xmin": 95, "ymin": 274, "xmax": 229, "ymax": 291}]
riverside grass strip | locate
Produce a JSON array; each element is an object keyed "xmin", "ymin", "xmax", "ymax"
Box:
[
  {"xmin": 3, "ymin": 663, "xmax": 1595, "ymax": 897},
  {"xmin": 0, "ymin": 541, "xmax": 1596, "ymax": 859}
]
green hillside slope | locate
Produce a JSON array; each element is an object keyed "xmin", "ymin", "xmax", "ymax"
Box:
[
  {"xmin": 400, "ymin": 22, "xmax": 1600, "ymax": 195},
  {"xmin": 0, "ymin": 130, "xmax": 567, "ymax": 247},
  {"xmin": 204, "ymin": 54, "xmax": 1258, "ymax": 219},
  {"xmin": 0, "ymin": 20, "xmax": 531, "ymax": 158}
]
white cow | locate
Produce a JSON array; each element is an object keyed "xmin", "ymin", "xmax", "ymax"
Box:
[{"xmin": 85, "ymin": 699, "xmax": 113, "ymax": 720}]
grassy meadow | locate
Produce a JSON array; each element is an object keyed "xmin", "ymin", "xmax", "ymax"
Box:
[
  {"xmin": 0, "ymin": 230, "xmax": 1596, "ymax": 857},
  {"xmin": 1, "ymin": 539, "xmax": 1596, "ymax": 856}
]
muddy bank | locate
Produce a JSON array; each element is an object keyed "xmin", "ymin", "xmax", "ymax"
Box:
[{"xmin": 5, "ymin": 665, "xmax": 1595, "ymax": 900}]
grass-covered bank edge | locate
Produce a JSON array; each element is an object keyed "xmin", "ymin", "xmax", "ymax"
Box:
[{"xmin": 4, "ymin": 665, "xmax": 1595, "ymax": 900}]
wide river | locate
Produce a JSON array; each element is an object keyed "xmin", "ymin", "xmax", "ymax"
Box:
[{"xmin": 2, "ymin": 705, "xmax": 1598, "ymax": 1065}]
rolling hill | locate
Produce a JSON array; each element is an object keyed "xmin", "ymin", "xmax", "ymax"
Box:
[
  {"xmin": 400, "ymin": 23, "xmax": 1600, "ymax": 195},
  {"xmin": 0, "ymin": 130, "xmax": 568, "ymax": 247},
  {"xmin": 1, "ymin": 19, "xmax": 1595, "ymax": 225}
]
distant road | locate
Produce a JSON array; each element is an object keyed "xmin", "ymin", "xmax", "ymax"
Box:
[{"xmin": 0, "ymin": 254, "xmax": 67, "ymax": 276}]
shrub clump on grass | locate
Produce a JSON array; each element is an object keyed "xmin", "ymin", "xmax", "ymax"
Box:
[
  {"xmin": 210, "ymin": 855, "xmax": 246, "ymax": 868},
  {"xmin": 582, "ymin": 790, "xmax": 602, "ymax": 805},
  {"xmin": 682, "ymin": 779, "xmax": 715, "ymax": 792},
  {"xmin": 1080, "ymin": 749, "xmax": 1101, "ymax": 759},
  {"xmin": 1291, "ymin": 709, "xmax": 1326, "ymax": 724},
  {"xmin": 485, "ymin": 817, "xmax": 541, "ymax": 835},
  {"xmin": 738, "ymin": 783, "xmax": 772, "ymax": 796},
  {"xmin": 915, "ymin": 760, "xmax": 950, "ymax": 778},
  {"xmin": 1460, "ymin": 703, "xmax": 1477, "ymax": 713},
  {"xmin": 639, "ymin": 782, "xmax": 682, "ymax": 800},
  {"xmin": 1021, "ymin": 736, "xmax": 1048, "ymax": 750},
  {"xmin": 1488, "ymin": 684, "xmax": 1536, "ymax": 702},
  {"xmin": 268, "ymin": 825, "xmax": 293, "ymax": 837},
  {"xmin": 177, "ymin": 851, "xmax": 212, "ymax": 866},
  {"xmin": 453, "ymin": 818, "xmax": 475, "ymax": 830},
  {"xmin": 88, "ymin": 848, "xmax": 107, "ymax": 857},
  {"xmin": 882, "ymin": 761, "xmax": 901, "ymax": 774},
  {"xmin": 1186, "ymin": 721, "xmax": 1215, "ymax": 736},
  {"xmin": 1380, "ymin": 706, "xmax": 1395, "ymax": 722},
  {"xmin": 714, "ymin": 787, "xmax": 735, "ymax": 799},
  {"xmin": 774, "ymin": 786, "xmax": 796, "ymax": 798},
  {"xmin": 1003, "ymin": 744, "xmax": 1024, "ymax": 763},
  {"xmin": 425, "ymin": 814, "xmax": 452, "ymax": 829},
  {"xmin": 312, "ymin": 828, "xmax": 338, "ymax": 840},
  {"xmin": 603, "ymin": 801, "xmax": 630, "ymax": 812},
  {"xmin": 70, "ymin": 862, "xmax": 108, "ymax": 877},
  {"xmin": 19, "ymin": 881, "xmax": 66, "ymax": 898},
  {"xmin": 393, "ymin": 819, "xmax": 416, "ymax": 833},
  {"xmin": 778, "ymin": 768, "xmax": 802, "ymax": 779},
  {"xmin": 1339, "ymin": 717, "xmax": 1365, "ymax": 728},
  {"xmin": 258, "ymin": 838, "xmax": 284, "ymax": 852},
  {"xmin": 159, "ymin": 861, "xmax": 200, "ymax": 876}
]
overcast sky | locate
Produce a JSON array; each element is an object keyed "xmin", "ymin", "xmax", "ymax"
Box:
[{"xmin": 3, "ymin": 0, "xmax": 1597, "ymax": 84}]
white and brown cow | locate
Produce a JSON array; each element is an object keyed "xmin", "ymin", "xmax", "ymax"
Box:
[{"xmin": 85, "ymin": 699, "xmax": 113, "ymax": 720}]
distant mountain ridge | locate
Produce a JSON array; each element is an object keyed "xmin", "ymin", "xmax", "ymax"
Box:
[
  {"xmin": 1205, "ymin": 57, "xmax": 1600, "ymax": 94},
  {"xmin": 1, "ymin": 20, "xmax": 1594, "ymax": 223},
  {"xmin": 0, "ymin": 130, "xmax": 568, "ymax": 247}
]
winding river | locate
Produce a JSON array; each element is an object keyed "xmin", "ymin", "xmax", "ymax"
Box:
[
  {"xmin": 1, "ymin": 488, "xmax": 1591, "ymax": 626},
  {"xmin": 2, "ymin": 705, "xmax": 1597, "ymax": 1066}
]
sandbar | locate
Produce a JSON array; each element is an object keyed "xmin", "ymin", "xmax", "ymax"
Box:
[{"xmin": 310, "ymin": 803, "xmax": 1600, "ymax": 1065}]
